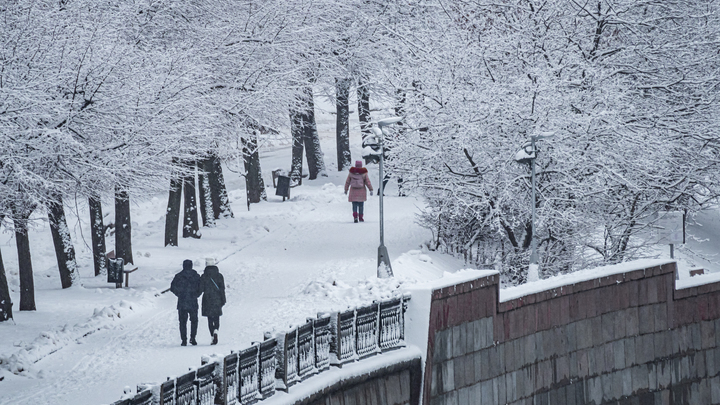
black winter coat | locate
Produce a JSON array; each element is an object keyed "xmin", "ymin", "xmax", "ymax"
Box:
[
  {"xmin": 170, "ymin": 268, "xmax": 201, "ymax": 311},
  {"xmin": 200, "ymin": 266, "xmax": 226, "ymax": 317}
]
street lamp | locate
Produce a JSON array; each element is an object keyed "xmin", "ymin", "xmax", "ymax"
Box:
[
  {"xmin": 514, "ymin": 131, "xmax": 554, "ymax": 281},
  {"xmin": 372, "ymin": 116, "xmax": 402, "ymax": 278}
]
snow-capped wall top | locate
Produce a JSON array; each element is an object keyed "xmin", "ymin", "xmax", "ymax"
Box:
[
  {"xmin": 500, "ymin": 259, "xmax": 676, "ymax": 303},
  {"xmin": 675, "ymin": 270, "xmax": 720, "ymax": 290},
  {"xmin": 410, "ymin": 269, "xmax": 499, "ymax": 292}
]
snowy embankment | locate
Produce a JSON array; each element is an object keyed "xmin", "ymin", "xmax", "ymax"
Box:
[
  {"xmin": 0, "ymin": 297, "xmax": 151, "ymax": 376},
  {"xmin": 1, "ymin": 102, "xmax": 715, "ymax": 404}
]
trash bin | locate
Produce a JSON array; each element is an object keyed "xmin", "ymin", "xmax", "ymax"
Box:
[
  {"xmin": 276, "ymin": 175, "xmax": 291, "ymax": 201},
  {"xmin": 107, "ymin": 257, "xmax": 124, "ymax": 288}
]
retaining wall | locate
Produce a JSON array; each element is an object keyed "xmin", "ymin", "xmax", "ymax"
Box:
[
  {"xmin": 424, "ymin": 261, "xmax": 720, "ymax": 405},
  {"xmin": 298, "ymin": 357, "xmax": 422, "ymax": 405}
]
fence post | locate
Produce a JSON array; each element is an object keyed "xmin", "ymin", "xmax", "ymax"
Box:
[{"xmin": 275, "ymin": 328, "xmax": 298, "ymax": 392}]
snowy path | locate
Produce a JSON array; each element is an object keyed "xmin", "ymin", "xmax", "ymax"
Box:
[{"xmin": 0, "ymin": 140, "xmax": 453, "ymax": 404}]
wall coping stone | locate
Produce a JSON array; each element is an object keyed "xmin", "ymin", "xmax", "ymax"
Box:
[{"xmin": 499, "ymin": 259, "xmax": 676, "ymax": 307}]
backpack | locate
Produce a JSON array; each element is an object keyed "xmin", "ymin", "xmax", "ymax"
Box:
[{"xmin": 350, "ymin": 174, "xmax": 365, "ymax": 189}]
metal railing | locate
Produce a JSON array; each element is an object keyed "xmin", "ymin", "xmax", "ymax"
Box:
[{"xmin": 111, "ymin": 294, "xmax": 409, "ymax": 405}]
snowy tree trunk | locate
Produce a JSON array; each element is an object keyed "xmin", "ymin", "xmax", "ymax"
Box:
[
  {"xmin": 243, "ymin": 134, "xmax": 267, "ymax": 205},
  {"xmin": 165, "ymin": 158, "xmax": 183, "ymax": 246},
  {"xmin": 197, "ymin": 159, "xmax": 215, "ymax": 227},
  {"xmin": 290, "ymin": 110, "xmax": 304, "ymax": 185},
  {"xmin": 336, "ymin": 78, "xmax": 352, "ymax": 171},
  {"xmin": 0, "ymin": 217, "xmax": 12, "ymax": 321},
  {"xmin": 115, "ymin": 186, "xmax": 134, "ymax": 265},
  {"xmin": 208, "ymin": 155, "xmax": 234, "ymax": 219},
  {"xmin": 301, "ymin": 87, "xmax": 326, "ymax": 180},
  {"xmin": 47, "ymin": 194, "xmax": 79, "ymax": 289},
  {"xmin": 13, "ymin": 207, "xmax": 35, "ymax": 311},
  {"xmin": 357, "ymin": 78, "xmax": 372, "ymax": 142},
  {"xmin": 182, "ymin": 160, "xmax": 201, "ymax": 239},
  {"xmin": 88, "ymin": 196, "xmax": 106, "ymax": 276}
]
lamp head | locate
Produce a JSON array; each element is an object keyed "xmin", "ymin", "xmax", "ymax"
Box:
[
  {"xmin": 532, "ymin": 131, "xmax": 555, "ymax": 141},
  {"xmin": 377, "ymin": 116, "xmax": 403, "ymax": 128}
]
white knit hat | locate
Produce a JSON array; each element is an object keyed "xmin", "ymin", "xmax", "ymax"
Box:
[{"xmin": 205, "ymin": 257, "xmax": 216, "ymax": 266}]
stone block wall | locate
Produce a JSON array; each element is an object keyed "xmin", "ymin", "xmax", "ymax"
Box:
[
  {"xmin": 299, "ymin": 357, "xmax": 422, "ymax": 405},
  {"xmin": 424, "ymin": 262, "xmax": 720, "ymax": 405}
]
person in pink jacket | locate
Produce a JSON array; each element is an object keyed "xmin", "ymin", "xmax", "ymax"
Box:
[{"xmin": 344, "ymin": 160, "xmax": 374, "ymax": 223}]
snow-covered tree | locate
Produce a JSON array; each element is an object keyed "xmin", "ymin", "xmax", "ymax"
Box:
[{"xmin": 386, "ymin": 0, "xmax": 720, "ymax": 284}]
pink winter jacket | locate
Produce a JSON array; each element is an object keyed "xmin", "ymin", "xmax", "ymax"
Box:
[{"xmin": 344, "ymin": 167, "xmax": 373, "ymax": 202}]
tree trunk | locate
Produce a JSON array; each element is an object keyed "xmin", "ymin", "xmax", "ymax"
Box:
[
  {"xmin": 197, "ymin": 159, "xmax": 215, "ymax": 227},
  {"xmin": 290, "ymin": 110, "xmax": 304, "ymax": 185},
  {"xmin": 395, "ymin": 87, "xmax": 406, "ymax": 119},
  {"xmin": 182, "ymin": 160, "xmax": 201, "ymax": 238},
  {"xmin": 301, "ymin": 86, "xmax": 326, "ymax": 180},
  {"xmin": 0, "ymin": 216, "xmax": 12, "ymax": 321},
  {"xmin": 243, "ymin": 133, "xmax": 267, "ymax": 205},
  {"xmin": 212, "ymin": 156, "xmax": 234, "ymax": 218},
  {"xmin": 357, "ymin": 77, "xmax": 372, "ymax": 142},
  {"xmin": 14, "ymin": 207, "xmax": 35, "ymax": 311},
  {"xmin": 164, "ymin": 158, "xmax": 183, "ymax": 246},
  {"xmin": 88, "ymin": 196, "xmax": 106, "ymax": 276},
  {"xmin": 115, "ymin": 186, "xmax": 134, "ymax": 265},
  {"xmin": 336, "ymin": 78, "xmax": 352, "ymax": 171},
  {"xmin": 47, "ymin": 194, "xmax": 79, "ymax": 289}
]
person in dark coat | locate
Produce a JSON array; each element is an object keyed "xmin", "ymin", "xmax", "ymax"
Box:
[
  {"xmin": 344, "ymin": 160, "xmax": 373, "ymax": 223},
  {"xmin": 200, "ymin": 258, "xmax": 226, "ymax": 345},
  {"xmin": 170, "ymin": 259, "xmax": 202, "ymax": 346}
]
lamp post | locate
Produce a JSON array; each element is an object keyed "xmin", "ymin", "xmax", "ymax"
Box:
[
  {"xmin": 515, "ymin": 132, "xmax": 554, "ymax": 281},
  {"xmin": 372, "ymin": 116, "xmax": 402, "ymax": 278}
]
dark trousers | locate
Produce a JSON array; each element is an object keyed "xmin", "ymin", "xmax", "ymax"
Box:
[
  {"xmin": 207, "ymin": 316, "xmax": 220, "ymax": 335},
  {"xmin": 178, "ymin": 309, "xmax": 198, "ymax": 342},
  {"xmin": 352, "ymin": 201, "xmax": 364, "ymax": 215}
]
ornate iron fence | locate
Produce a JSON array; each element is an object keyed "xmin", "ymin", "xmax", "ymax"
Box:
[
  {"xmin": 195, "ymin": 363, "xmax": 217, "ymax": 405},
  {"xmin": 238, "ymin": 345, "xmax": 259, "ymax": 404},
  {"xmin": 356, "ymin": 302, "xmax": 380, "ymax": 358},
  {"xmin": 297, "ymin": 319, "xmax": 316, "ymax": 380},
  {"xmin": 379, "ymin": 296, "xmax": 405, "ymax": 350},
  {"xmin": 314, "ymin": 314, "xmax": 332, "ymax": 372},
  {"xmin": 110, "ymin": 295, "xmax": 409, "ymax": 405},
  {"xmin": 176, "ymin": 371, "xmax": 196, "ymax": 405},
  {"xmin": 130, "ymin": 389, "xmax": 152, "ymax": 405},
  {"xmin": 258, "ymin": 338, "xmax": 277, "ymax": 400},
  {"xmin": 223, "ymin": 352, "xmax": 239, "ymax": 405},
  {"xmin": 159, "ymin": 379, "xmax": 175, "ymax": 405}
]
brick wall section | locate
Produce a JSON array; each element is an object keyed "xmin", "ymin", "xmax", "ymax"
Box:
[{"xmin": 425, "ymin": 263, "xmax": 720, "ymax": 405}]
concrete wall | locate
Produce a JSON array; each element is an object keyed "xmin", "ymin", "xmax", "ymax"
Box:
[
  {"xmin": 296, "ymin": 357, "xmax": 422, "ymax": 405},
  {"xmin": 424, "ymin": 262, "xmax": 720, "ymax": 405}
]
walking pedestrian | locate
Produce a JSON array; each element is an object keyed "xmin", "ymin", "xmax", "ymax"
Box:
[
  {"xmin": 344, "ymin": 160, "xmax": 373, "ymax": 223},
  {"xmin": 200, "ymin": 258, "xmax": 226, "ymax": 345},
  {"xmin": 170, "ymin": 259, "xmax": 201, "ymax": 346}
]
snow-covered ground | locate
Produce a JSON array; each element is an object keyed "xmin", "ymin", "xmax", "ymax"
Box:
[
  {"xmin": 0, "ymin": 101, "xmax": 468, "ymax": 404},
  {"xmin": 1, "ymin": 98, "xmax": 719, "ymax": 405}
]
